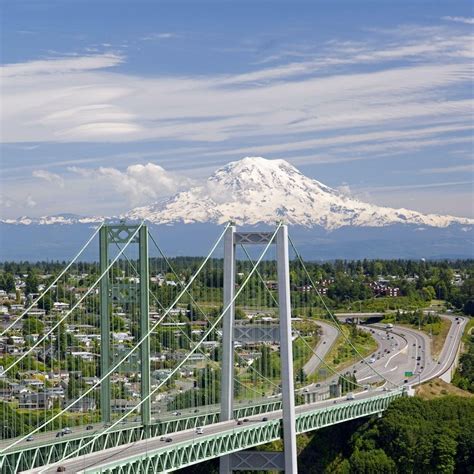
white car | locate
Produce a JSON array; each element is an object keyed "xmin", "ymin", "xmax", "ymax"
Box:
[
  {"xmin": 346, "ymin": 392, "xmax": 355, "ymax": 400},
  {"xmin": 196, "ymin": 427, "xmax": 204, "ymax": 435}
]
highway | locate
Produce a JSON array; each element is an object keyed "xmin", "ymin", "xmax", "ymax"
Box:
[
  {"xmin": 297, "ymin": 315, "xmax": 466, "ymax": 396},
  {"xmin": 302, "ymin": 320, "xmax": 340, "ymax": 376}
]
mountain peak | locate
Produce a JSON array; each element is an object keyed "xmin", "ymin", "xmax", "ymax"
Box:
[{"xmin": 123, "ymin": 157, "xmax": 474, "ymax": 229}]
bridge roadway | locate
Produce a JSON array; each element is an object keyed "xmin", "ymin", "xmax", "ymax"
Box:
[
  {"xmin": 302, "ymin": 320, "xmax": 340, "ymax": 376},
  {"xmin": 24, "ymin": 388, "xmax": 404, "ymax": 474}
]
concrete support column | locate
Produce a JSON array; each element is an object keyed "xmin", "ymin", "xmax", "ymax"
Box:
[
  {"xmin": 99, "ymin": 226, "xmax": 111, "ymax": 423},
  {"xmin": 277, "ymin": 225, "xmax": 298, "ymax": 473},
  {"xmin": 220, "ymin": 225, "xmax": 236, "ymax": 474},
  {"xmin": 139, "ymin": 225, "xmax": 151, "ymax": 427}
]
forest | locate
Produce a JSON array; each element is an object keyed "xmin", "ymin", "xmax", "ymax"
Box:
[{"xmin": 1, "ymin": 258, "xmax": 473, "ymax": 315}]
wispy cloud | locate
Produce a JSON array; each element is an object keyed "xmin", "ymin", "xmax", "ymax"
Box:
[
  {"xmin": 360, "ymin": 180, "xmax": 473, "ymax": 193},
  {"xmin": 1, "ymin": 53, "xmax": 123, "ymax": 77},
  {"xmin": 441, "ymin": 16, "xmax": 474, "ymax": 25},
  {"xmin": 141, "ymin": 32, "xmax": 180, "ymax": 40},
  {"xmin": 2, "ymin": 18, "xmax": 472, "ymax": 148},
  {"xmin": 420, "ymin": 164, "xmax": 474, "ymax": 174},
  {"xmin": 32, "ymin": 170, "xmax": 64, "ymax": 188}
]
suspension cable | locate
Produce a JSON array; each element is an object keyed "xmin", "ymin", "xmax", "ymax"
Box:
[
  {"xmin": 112, "ymin": 239, "xmax": 267, "ymax": 401},
  {"xmin": 239, "ymin": 244, "xmax": 365, "ymax": 389},
  {"xmin": 1, "ymin": 224, "xmax": 141, "ymax": 375},
  {"xmin": 288, "ymin": 235, "xmax": 398, "ymax": 388},
  {"xmin": 148, "ymin": 233, "xmax": 281, "ymax": 391},
  {"xmin": 0, "ymin": 223, "xmax": 103, "ymax": 337}
]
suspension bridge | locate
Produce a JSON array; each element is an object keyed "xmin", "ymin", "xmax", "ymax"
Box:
[{"xmin": 0, "ymin": 222, "xmax": 462, "ymax": 473}]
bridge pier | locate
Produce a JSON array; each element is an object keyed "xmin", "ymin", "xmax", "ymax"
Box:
[
  {"xmin": 99, "ymin": 224, "xmax": 151, "ymax": 427},
  {"xmin": 99, "ymin": 226, "xmax": 111, "ymax": 424},
  {"xmin": 220, "ymin": 225, "xmax": 236, "ymax": 474},
  {"xmin": 276, "ymin": 225, "xmax": 298, "ymax": 473},
  {"xmin": 220, "ymin": 225, "xmax": 297, "ymax": 474}
]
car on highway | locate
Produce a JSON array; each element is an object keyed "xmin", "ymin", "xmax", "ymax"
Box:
[
  {"xmin": 62, "ymin": 427, "xmax": 72, "ymax": 434},
  {"xmin": 56, "ymin": 467, "xmax": 66, "ymax": 472},
  {"xmin": 26, "ymin": 435, "xmax": 34, "ymax": 442},
  {"xmin": 346, "ymin": 393, "xmax": 355, "ymax": 400},
  {"xmin": 369, "ymin": 357, "xmax": 376, "ymax": 363},
  {"xmin": 86, "ymin": 425, "xmax": 94, "ymax": 430},
  {"xmin": 237, "ymin": 420, "xmax": 243, "ymax": 425},
  {"xmin": 196, "ymin": 427, "xmax": 204, "ymax": 435},
  {"xmin": 243, "ymin": 418, "xmax": 249, "ymax": 422},
  {"xmin": 262, "ymin": 417, "xmax": 268, "ymax": 421},
  {"xmin": 160, "ymin": 436, "xmax": 165, "ymax": 441},
  {"xmin": 165, "ymin": 437, "xmax": 173, "ymax": 442}
]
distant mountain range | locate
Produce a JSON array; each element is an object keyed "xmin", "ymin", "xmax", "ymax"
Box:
[{"xmin": 1, "ymin": 157, "xmax": 473, "ymax": 260}]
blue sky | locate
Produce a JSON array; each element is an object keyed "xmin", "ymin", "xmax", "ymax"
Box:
[{"xmin": 1, "ymin": 0, "xmax": 473, "ymax": 219}]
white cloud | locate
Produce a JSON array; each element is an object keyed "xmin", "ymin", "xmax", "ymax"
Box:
[
  {"xmin": 0, "ymin": 196, "xmax": 13, "ymax": 208},
  {"xmin": 141, "ymin": 32, "xmax": 179, "ymax": 40},
  {"xmin": 420, "ymin": 164, "xmax": 474, "ymax": 174},
  {"xmin": 32, "ymin": 170, "xmax": 64, "ymax": 187},
  {"xmin": 1, "ymin": 53, "xmax": 123, "ymax": 77},
  {"xmin": 336, "ymin": 183, "xmax": 352, "ymax": 196},
  {"xmin": 69, "ymin": 162, "xmax": 192, "ymax": 206},
  {"xmin": 26, "ymin": 195, "xmax": 36, "ymax": 208},
  {"xmin": 441, "ymin": 16, "xmax": 474, "ymax": 25}
]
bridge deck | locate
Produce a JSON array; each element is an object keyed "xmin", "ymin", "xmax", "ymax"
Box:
[{"xmin": 24, "ymin": 389, "xmax": 404, "ymax": 474}]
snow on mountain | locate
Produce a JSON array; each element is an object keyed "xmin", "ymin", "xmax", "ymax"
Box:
[
  {"xmin": 2, "ymin": 157, "xmax": 473, "ymax": 230},
  {"xmin": 122, "ymin": 157, "xmax": 473, "ymax": 230}
]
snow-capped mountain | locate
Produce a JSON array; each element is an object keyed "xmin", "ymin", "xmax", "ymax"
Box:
[
  {"xmin": 122, "ymin": 157, "xmax": 473, "ymax": 230},
  {"xmin": 2, "ymin": 157, "xmax": 473, "ymax": 261},
  {"xmin": 2, "ymin": 157, "xmax": 473, "ymax": 230}
]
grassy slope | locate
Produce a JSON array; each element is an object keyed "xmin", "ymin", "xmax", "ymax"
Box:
[{"xmin": 415, "ymin": 378, "xmax": 474, "ymax": 400}]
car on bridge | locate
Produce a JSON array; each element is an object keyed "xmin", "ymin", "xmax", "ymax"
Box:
[{"xmin": 196, "ymin": 427, "xmax": 204, "ymax": 435}]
